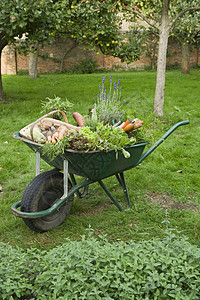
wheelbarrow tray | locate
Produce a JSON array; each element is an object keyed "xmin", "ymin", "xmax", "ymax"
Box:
[{"xmin": 14, "ymin": 132, "xmax": 148, "ymax": 180}]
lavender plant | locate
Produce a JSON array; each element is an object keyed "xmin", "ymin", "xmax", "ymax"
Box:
[{"xmin": 92, "ymin": 75, "xmax": 126, "ymax": 125}]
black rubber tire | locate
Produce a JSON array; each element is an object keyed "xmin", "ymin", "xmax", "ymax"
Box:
[{"xmin": 21, "ymin": 170, "xmax": 74, "ymax": 232}]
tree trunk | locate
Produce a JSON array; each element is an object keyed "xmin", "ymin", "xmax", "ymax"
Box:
[
  {"xmin": 154, "ymin": 0, "xmax": 170, "ymax": 116},
  {"xmin": 60, "ymin": 40, "xmax": 78, "ymax": 72},
  {"xmin": 181, "ymin": 43, "xmax": 190, "ymax": 74},
  {"xmin": 29, "ymin": 43, "xmax": 39, "ymax": 78},
  {"xmin": 0, "ymin": 49, "xmax": 4, "ymax": 101}
]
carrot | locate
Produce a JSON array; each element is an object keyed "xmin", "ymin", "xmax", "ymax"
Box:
[
  {"xmin": 133, "ymin": 120, "xmax": 143, "ymax": 129},
  {"xmin": 51, "ymin": 137, "xmax": 56, "ymax": 144},
  {"xmin": 53, "ymin": 132, "xmax": 59, "ymax": 139},
  {"xmin": 58, "ymin": 129, "xmax": 66, "ymax": 140},
  {"xmin": 121, "ymin": 119, "xmax": 132, "ymax": 130},
  {"xmin": 123, "ymin": 123, "xmax": 135, "ymax": 133},
  {"xmin": 123, "ymin": 119, "xmax": 143, "ymax": 133},
  {"xmin": 73, "ymin": 112, "xmax": 85, "ymax": 127},
  {"xmin": 47, "ymin": 135, "xmax": 52, "ymax": 143}
]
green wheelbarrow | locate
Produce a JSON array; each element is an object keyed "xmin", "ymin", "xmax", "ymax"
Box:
[{"xmin": 11, "ymin": 120, "xmax": 189, "ymax": 232}]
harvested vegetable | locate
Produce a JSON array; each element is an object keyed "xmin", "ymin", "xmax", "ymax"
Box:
[
  {"xmin": 121, "ymin": 119, "xmax": 132, "ymax": 130},
  {"xmin": 73, "ymin": 112, "xmax": 85, "ymax": 127},
  {"xmin": 26, "ymin": 128, "xmax": 46, "ymax": 143},
  {"xmin": 57, "ymin": 126, "xmax": 67, "ymax": 140},
  {"xmin": 43, "ymin": 122, "xmax": 140, "ymax": 159},
  {"xmin": 123, "ymin": 118, "xmax": 143, "ymax": 133}
]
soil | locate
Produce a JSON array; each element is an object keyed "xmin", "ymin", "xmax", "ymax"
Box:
[{"xmin": 147, "ymin": 191, "xmax": 199, "ymax": 213}]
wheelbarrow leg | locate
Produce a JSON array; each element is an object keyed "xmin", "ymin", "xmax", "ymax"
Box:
[
  {"xmin": 98, "ymin": 180, "xmax": 123, "ymax": 211},
  {"xmin": 69, "ymin": 173, "xmax": 89, "ymax": 198},
  {"xmin": 36, "ymin": 151, "xmax": 40, "ymax": 176},
  {"xmin": 62, "ymin": 159, "xmax": 68, "ymax": 198},
  {"xmin": 116, "ymin": 172, "xmax": 131, "ymax": 209}
]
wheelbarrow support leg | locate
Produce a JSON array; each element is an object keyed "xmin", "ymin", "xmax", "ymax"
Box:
[
  {"xmin": 61, "ymin": 159, "xmax": 68, "ymax": 199},
  {"xmin": 36, "ymin": 151, "xmax": 40, "ymax": 176},
  {"xmin": 98, "ymin": 180, "xmax": 123, "ymax": 211},
  {"xmin": 116, "ymin": 172, "xmax": 131, "ymax": 209},
  {"xmin": 69, "ymin": 173, "xmax": 89, "ymax": 198}
]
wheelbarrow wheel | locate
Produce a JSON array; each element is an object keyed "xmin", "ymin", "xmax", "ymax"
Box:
[{"xmin": 21, "ymin": 169, "xmax": 74, "ymax": 232}]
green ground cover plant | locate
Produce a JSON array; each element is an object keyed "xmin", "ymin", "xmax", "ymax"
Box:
[
  {"xmin": 0, "ymin": 70, "xmax": 199, "ymax": 250},
  {"xmin": 0, "ymin": 229, "xmax": 200, "ymax": 299}
]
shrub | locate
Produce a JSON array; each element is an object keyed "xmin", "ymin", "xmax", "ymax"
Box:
[
  {"xmin": 0, "ymin": 243, "xmax": 33, "ymax": 299},
  {"xmin": 0, "ymin": 231, "xmax": 200, "ymax": 299},
  {"xmin": 33, "ymin": 232, "xmax": 200, "ymax": 299},
  {"xmin": 73, "ymin": 57, "xmax": 98, "ymax": 74}
]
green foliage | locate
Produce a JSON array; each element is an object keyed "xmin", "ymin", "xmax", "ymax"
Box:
[
  {"xmin": 53, "ymin": 0, "xmax": 146, "ymax": 63},
  {"xmin": 41, "ymin": 95, "xmax": 74, "ymax": 118},
  {"xmin": 0, "ymin": 0, "xmax": 56, "ymax": 48},
  {"xmin": 0, "ymin": 230, "xmax": 200, "ymax": 299},
  {"xmin": 0, "ymin": 243, "xmax": 33, "ymax": 299},
  {"xmin": 73, "ymin": 57, "xmax": 98, "ymax": 74},
  {"xmin": 171, "ymin": 10, "xmax": 200, "ymax": 45},
  {"xmin": 43, "ymin": 122, "xmax": 139, "ymax": 159}
]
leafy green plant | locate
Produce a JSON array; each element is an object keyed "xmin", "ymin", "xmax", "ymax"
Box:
[
  {"xmin": 73, "ymin": 57, "xmax": 98, "ymax": 74},
  {"xmin": 92, "ymin": 75, "xmax": 127, "ymax": 124},
  {"xmin": 0, "ymin": 243, "xmax": 33, "ymax": 299},
  {"xmin": 1, "ymin": 229, "xmax": 200, "ymax": 299},
  {"xmin": 41, "ymin": 95, "xmax": 74, "ymax": 119},
  {"xmin": 43, "ymin": 122, "xmax": 140, "ymax": 159},
  {"xmin": 34, "ymin": 232, "xmax": 200, "ymax": 299}
]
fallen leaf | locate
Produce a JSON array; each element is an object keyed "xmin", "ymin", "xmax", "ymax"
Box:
[
  {"xmin": 4, "ymin": 141, "xmax": 8, "ymax": 144},
  {"xmin": 176, "ymin": 170, "xmax": 182, "ymax": 173},
  {"xmin": 160, "ymin": 154, "xmax": 164, "ymax": 160},
  {"xmin": 128, "ymin": 220, "xmax": 137, "ymax": 227},
  {"xmin": 0, "ymin": 185, "xmax": 2, "ymax": 192}
]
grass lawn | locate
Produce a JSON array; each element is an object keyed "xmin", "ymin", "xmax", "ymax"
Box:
[{"xmin": 0, "ymin": 70, "xmax": 199, "ymax": 250}]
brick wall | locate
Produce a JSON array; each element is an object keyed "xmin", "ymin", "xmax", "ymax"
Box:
[{"xmin": 1, "ymin": 38, "xmax": 199, "ymax": 75}]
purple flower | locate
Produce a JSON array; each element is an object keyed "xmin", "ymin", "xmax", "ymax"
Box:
[
  {"xmin": 114, "ymin": 82, "xmax": 116, "ymax": 91},
  {"xmin": 117, "ymin": 79, "xmax": 121, "ymax": 86},
  {"xmin": 123, "ymin": 100, "xmax": 126, "ymax": 103},
  {"xmin": 99, "ymin": 85, "xmax": 101, "ymax": 91},
  {"xmin": 102, "ymin": 76, "xmax": 105, "ymax": 84}
]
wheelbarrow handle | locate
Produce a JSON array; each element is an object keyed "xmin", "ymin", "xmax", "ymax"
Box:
[{"xmin": 136, "ymin": 120, "xmax": 190, "ymax": 165}]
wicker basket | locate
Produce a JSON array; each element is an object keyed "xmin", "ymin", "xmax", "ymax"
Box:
[{"xmin": 19, "ymin": 110, "xmax": 80, "ymax": 143}]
